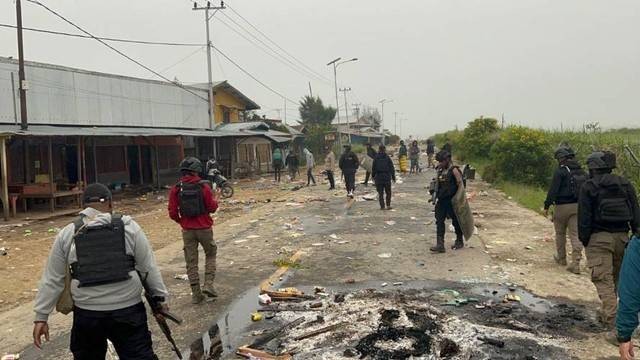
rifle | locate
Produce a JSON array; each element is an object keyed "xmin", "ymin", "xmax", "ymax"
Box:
[{"xmin": 140, "ymin": 274, "xmax": 183, "ymax": 359}]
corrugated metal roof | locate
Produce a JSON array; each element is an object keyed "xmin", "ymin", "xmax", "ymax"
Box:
[
  {"xmin": 0, "ymin": 124, "xmax": 245, "ymax": 138},
  {"xmin": 215, "ymin": 121, "xmax": 271, "ymax": 132},
  {"xmin": 192, "ymin": 81, "xmax": 260, "ymax": 110}
]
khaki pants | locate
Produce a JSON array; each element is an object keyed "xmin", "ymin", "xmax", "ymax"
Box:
[
  {"xmin": 585, "ymin": 232, "xmax": 629, "ymax": 326},
  {"xmin": 182, "ymin": 228, "xmax": 217, "ymax": 287},
  {"xmin": 553, "ymin": 203, "xmax": 583, "ymax": 263}
]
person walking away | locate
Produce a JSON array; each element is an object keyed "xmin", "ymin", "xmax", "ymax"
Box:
[
  {"xmin": 409, "ymin": 140, "xmax": 420, "ymax": 174},
  {"xmin": 372, "ymin": 145, "xmax": 396, "ymax": 210},
  {"xmin": 616, "ymin": 235, "xmax": 640, "ymax": 358},
  {"xmin": 33, "ymin": 183, "xmax": 168, "ymax": 359},
  {"xmin": 286, "ymin": 150, "xmax": 299, "ymax": 181},
  {"xmin": 303, "ymin": 148, "xmax": 316, "ymax": 186},
  {"xmin": 324, "ymin": 146, "xmax": 336, "ymax": 190},
  {"xmin": 544, "ymin": 146, "xmax": 587, "ymax": 274},
  {"xmin": 169, "ymin": 157, "xmax": 220, "ymax": 304},
  {"xmin": 272, "ymin": 146, "xmax": 284, "ymax": 183},
  {"xmin": 339, "ymin": 144, "xmax": 360, "ymax": 198},
  {"xmin": 426, "ymin": 139, "xmax": 436, "ymax": 168},
  {"xmin": 578, "ymin": 151, "xmax": 639, "ymax": 329},
  {"xmin": 398, "ymin": 140, "xmax": 408, "ymax": 174},
  {"xmin": 362, "ymin": 143, "xmax": 376, "ymax": 186},
  {"xmin": 442, "ymin": 142, "xmax": 452, "ymax": 155},
  {"xmin": 430, "ymin": 150, "xmax": 465, "ymax": 253}
]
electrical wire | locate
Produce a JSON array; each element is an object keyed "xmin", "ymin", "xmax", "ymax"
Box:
[
  {"xmin": 22, "ymin": 0, "xmax": 209, "ymax": 102},
  {"xmin": 218, "ymin": 11, "xmax": 331, "ymax": 85},
  {"xmin": 224, "ymin": 2, "xmax": 333, "ymax": 83},
  {"xmin": 0, "ymin": 23, "xmax": 204, "ymax": 46},
  {"xmin": 159, "ymin": 46, "xmax": 205, "ymax": 74}
]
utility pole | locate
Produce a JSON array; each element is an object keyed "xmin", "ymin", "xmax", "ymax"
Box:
[
  {"xmin": 394, "ymin": 112, "xmax": 398, "ymax": 137},
  {"xmin": 16, "ymin": 0, "xmax": 28, "ymax": 130},
  {"xmin": 283, "ymin": 98, "xmax": 287, "ymax": 125},
  {"xmin": 379, "ymin": 99, "xmax": 393, "ymax": 145},
  {"xmin": 339, "ymin": 87, "xmax": 351, "ymax": 143},
  {"xmin": 193, "ymin": 1, "xmax": 225, "ymax": 128},
  {"xmin": 308, "ymin": 82, "xmax": 313, "ymax": 97},
  {"xmin": 327, "ymin": 57, "xmax": 357, "ymax": 149}
]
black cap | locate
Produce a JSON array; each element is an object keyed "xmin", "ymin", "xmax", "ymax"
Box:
[
  {"xmin": 83, "ymin": 183, "xmax": 112, "ymax": 204},
  {"xmin": 435, "ymin": 150, "xmax": 451, "ymax": 162}
]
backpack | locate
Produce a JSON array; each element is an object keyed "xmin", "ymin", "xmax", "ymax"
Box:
[
  {"xmin": 178, "ymin": 182, "xmax": 206, "ymax": 217},
  {"xmin": 273, "ymin": 149, "xmax": 282, "ymax": 162},
  {"xmin": 595, "ymin": 177, "xmax": 634, "ymax": 223},
  {"xmin": 563, "ymin": 166, "xmax": 587, "ymax": 201}
]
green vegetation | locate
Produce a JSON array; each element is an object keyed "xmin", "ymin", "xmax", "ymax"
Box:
[
  {"xmin": 297, "ymin": 95, "xmax": 337, "ymax": 157},
  {"xmin": 273, "ymin": 257, "xmax": 302, "ymax": 268},
  {"xmin": 434, "ymin": 120, "xmax": 640, "ymax": 212}
]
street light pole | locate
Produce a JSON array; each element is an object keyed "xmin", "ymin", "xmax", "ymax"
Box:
[
  {"xmin": 379, "ymin": 99, "xmax": 393, "ymax": 145},
  {"xmin": 327, "ymin": 57, "xmax": 358, "ymax": 149},
  {"xmin": 15, "ymin": 0, "xmax": 28, "ymax": 130},
  {"xmin": 193, "ymin": 1, "xmax": 225, "ymax": 128},
  {"xmin": 339, "ymin": 87, "xmax": 352, "ymax": 143}
]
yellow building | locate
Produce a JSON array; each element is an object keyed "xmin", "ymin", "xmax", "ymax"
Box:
[{"xmin": 211, "ymin": 81, "xmax": 260, "ymax": 125}]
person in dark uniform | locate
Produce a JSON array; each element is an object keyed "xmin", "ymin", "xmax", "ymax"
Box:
[
  {"xmin": 362, "ymin": 143, "xmax": 377, "ymax": 186},
  {"xmin": 426, "ymin": 139, "xmax": 436, "ymax": 168},
  {"xmin": 372, "ymin": 145, "xmax": 396, "ymax": 210},
  {"xmin": 430, "ymin": 150, "xmax": 464, "ymax": 253},
  {"xmin": 33, "ymin": 183, "xmax": 168, "ymax": 359},
  {"xmin": 339, "ymin": 144, "xmax": 360, "ymax": 198},
  {"xmin": 285, "ymin": 150, "xmax": 300, "ymax": 181},
  {"xmin": 578, "ymin": 151, "xmax": 640, "ymax": 329}
]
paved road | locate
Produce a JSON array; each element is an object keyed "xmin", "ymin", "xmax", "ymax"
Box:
[{"xmin": 20, "ymin": 168, "xmax": 498, "ymax": 359}]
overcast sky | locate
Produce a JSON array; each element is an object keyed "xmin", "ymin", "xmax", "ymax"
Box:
[{"xmin": 1, "ymin": 0, "xmax": 639, "ymax": 137}]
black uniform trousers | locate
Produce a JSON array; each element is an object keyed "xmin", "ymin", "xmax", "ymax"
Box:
[
  {"xmin": 274, "ymin": 164, "xmax": 282, "ymax": 182},
  {"xmin": 435, "ymin": 198, "xmax": 463, "ymax": 239},
  {"xmin": 376, "ymin": 181, "xmax": 392, "ymax": 209},
  {"xmin": 344, "ymin": 170, "xmax": 356, "ymax": 192},
  {"xmin": 326, "ymin": 170, "xmax": 335, "ymax": 189},
  {"xmin": 70, "ymin": 302, "xmax": 157, "ymax": 360}
]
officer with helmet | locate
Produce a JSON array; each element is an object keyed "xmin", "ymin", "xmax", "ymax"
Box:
[
  {"xmin": 578, "ymin": 151, "xmax": 640, "ymax": 329},
  {"xmin": 544, "ymin": 146, "xmax": 586, "ymax": 274},
  {"xmin": 429, "ymin": 150, "xmax": 465, "ymax": 253},
  {"xmin": 168, "ymin": 157, "xmax": 220, "ymax": 304},
  {"xmin": 33, "ymin": 183, "xmax": 168, "ymax": 359}
]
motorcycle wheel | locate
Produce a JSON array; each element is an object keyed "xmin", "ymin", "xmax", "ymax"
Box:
[{"xmin": 221, "ymin": 184, "xmax": 234, "ymax": 198}]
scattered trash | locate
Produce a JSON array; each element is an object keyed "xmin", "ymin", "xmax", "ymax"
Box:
[
  {"xmin": 410, "ymin": 216, "xmax": 417, "ymax": 220},
  {"xmin": 314, "ymin": 286, "xmax": 326, "ymax": 294},
  {"xmin": 381, "ymin": 282, "xmax": 388, "ymax": 287},
  {"xmin": 344, "ymin": 278, "xmax": 356, "ymax": 284},
  {"xmin": 0, "ymin": 247, "xmax": 7, "ymax": 256},
  {"xmin": 478, "ymin": 336, "xmax": 505, "ymax": 348},
  {"xmin": 258, "ymin": 294, "xmax": 272, "ymax": 305},
  {"xmin": 362, "ymin": 194, "xmax": 377, "ymax": 201},
  {"xmin": 47, "ymin": 228, "xmax": 60, "ymax": 233},
  {"xmin": 525, "ymin": 246, "xmax": 533, "ymax": 250},
  {"xmin": 237, "ymin": 347, "xmax": 291, "ymax": 360},
  {"xmin": 173, "ymin": 274, "xmax": 189, "ymax": 281},
  {"xmin": 336, "ymin": 241, "xmax": 350, "ymax": 245},
  {"xmin": 24, "ymin": 229, "xmax": 32, "ymax": 237},
  {"xmin": 234, "ymin": 239, "xmax": 248, "ymax": 244},
  {"xmin": 504, "ymin": 294, "xmax": 522, "ymax": 302},
  {"xmin": 377, "ymin": 253, "xmax": 392, "ymax": 258},
  {"xmin": 1, "ymin": 354, "xmax": 21, "ymax": 360},
  {"xmin": 311, "ymin": 243, "xmax": 325, "ymax": 247},
  {"xmin": 385, "ymin": 220, "xmax": 396, "ymax": 226},
  {"xmin": 506, "ymin": 258, "xmax": 517, "ymax": 262},
  {"xmin": 251, "ymin": 312, "xmax": 263, "ymax": 321},
  {"xmin": 329, "ymin": 234, "xmax": 339, "ymax": 240},
  {"xmin": 246, "ymin": 235, "xmax": 260, "ymax": 239},
  {"xmin": 393, "ymin": 282, "xmax": 403, "ymax": 286},
  {"xmin": 334, "ymin": 293, "xmax": 346, "ymax": 303},
  {"xmin": 479, "ymin": 190, "xmax": 489, "ymax": 196}
]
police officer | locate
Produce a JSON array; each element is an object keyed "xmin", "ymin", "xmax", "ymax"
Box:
[
  {"xmin": 544, "ymin": 146, "xmax": 586, "ymax": 274},
  {"xmin": 168, "ymin": 157, "xmax": 220, "ymax": 304},
  {"xmin": 578, "ymin": 151, "xmax": 640, "ymax": 329},
  {"xmin": 430, "ymin": 150, "xmax": 464, "ymax": 253},
  {"xmin": 33, "ymin": 183, "xmax": 168, "ymax": 359},
  {"xmin": 339, "ymin": 144, "xmax": 360, "ymax": 198}
]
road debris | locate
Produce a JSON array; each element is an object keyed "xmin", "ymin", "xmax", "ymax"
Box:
[
  {"xmin": 377, "ymin": 253, "xmax": 392, "ymax": 258},
  {"xmin": 173, "ymin": 274, "xmax": 189, "ymax": 281}
]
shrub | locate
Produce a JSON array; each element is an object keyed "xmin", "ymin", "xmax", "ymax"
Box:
[
  {"xmin": 460, "ymin": 118, "xmax": 500, "ymax": 159},
  {"xmin": 490, "ymin": 126, "xmax": 554, "ymax": 186}
]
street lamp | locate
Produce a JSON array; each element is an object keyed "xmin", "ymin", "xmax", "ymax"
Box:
[
  {"xmin": 379, "ymin": 99, "xmax": 393, "ymax": 145},
  {"xmin": 327, "ymin": 57, "xmax": 358, "ymax": 148}
]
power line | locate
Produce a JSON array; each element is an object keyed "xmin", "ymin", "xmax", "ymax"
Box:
[
  {"xmin": 210, "ymin": 43, "xmax": 297, "ymax": 104},
  {"xmin": 159, "ymin": 46, "xmax": 205, "ymax": 74},
  {"xmin": 22, "ymin": 0, "xmax": 209, "ymax": 102},
  {"xmin": 224, "ymin": 2, "xmax": 332, "ymax": 83},
  {"xmin": 218, "ymin": 11, "xmax": 330, "ymax": 85},
  {"xmin": 0, "ymin": 23, "xmax": 204, "ymax": 46}
]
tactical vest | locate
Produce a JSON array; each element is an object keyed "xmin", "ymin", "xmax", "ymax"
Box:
[
  {"xmin": 178, "ymin": 182, "xmax": 206, "ymax": 217},
  {"xmin": 437, "ymin": 166, "xmax": 459, "ymax": 200},
  {"xmin": 594, "ymin": 177, "xmax": 634, "ymax": 223},
  {"xmin": 71, "ymin": 214, "xmax": 135, "ymax": 287}
]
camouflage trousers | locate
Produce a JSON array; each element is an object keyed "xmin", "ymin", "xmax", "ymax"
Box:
[
  {"xmin": 585, "ymin": 231, "xmax": 628, "ymax": 327},
  {"xmin": 182, "ymin": 228, "xmax": 217, "ymax": 287}
]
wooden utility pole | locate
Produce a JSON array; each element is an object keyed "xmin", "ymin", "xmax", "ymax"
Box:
[{"xmin": 16, "ymin": 0, "xmax": 28, "ymax": 130}]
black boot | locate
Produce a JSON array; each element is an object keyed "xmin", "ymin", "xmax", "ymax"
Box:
[
  {"xmin": 452, "ymin": 237, "xmax": 464, "ymax": 250},
  {"xmin": 430, "ymin": 236, "xmax": 446, "ymax": 253}
]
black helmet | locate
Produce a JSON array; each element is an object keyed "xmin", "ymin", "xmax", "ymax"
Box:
[
  {"xmin": 435, "ymin": 150, "xmax": 451, "ymax": 162},
  {"xmin": 587, "ymin": 151, "xmax": 616, "ymax": 170},
  {"xmin": 180, "ymin": 157, "xmax": 203, "ymax": 173},
  {"xmin": 554, "ymin": 146, "xmax": 575, "ymax": 160},
  {"xmin": 83, "ymin": 183, "xmax": 112, "ymax": 204}
]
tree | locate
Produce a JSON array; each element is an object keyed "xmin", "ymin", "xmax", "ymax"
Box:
[
  {"xmin": 359, "ymin": 106, "xmax": 381, "ymax": 130},
  {"xmin": 298, "ymin": 96, "xmax": 336, "ymax": 127},
  {"xmin": 460, "ymin": 117, "xmax": 500, "ymax": 158}
]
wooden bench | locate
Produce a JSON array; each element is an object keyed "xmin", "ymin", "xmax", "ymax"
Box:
[{"xmin": 19, "ymin": 190, "xmax": 83, "ymax": 212}]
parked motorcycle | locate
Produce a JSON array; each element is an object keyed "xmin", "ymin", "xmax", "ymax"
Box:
[{"xmin": 205, "ymin": 159, "xmax": 234, "ymax": 199}]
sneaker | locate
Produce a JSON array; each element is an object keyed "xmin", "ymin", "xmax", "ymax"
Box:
[
  {"xmin": 430, "ymin": 245, "xmax": 446, "ymax": 253},
  {"xmin": 451, "ymin": 241, "xmax": 464, "ymax": 250},
  {"xmin": 191, "ymin": 286, "xmax": 205, "ymax": 304}
]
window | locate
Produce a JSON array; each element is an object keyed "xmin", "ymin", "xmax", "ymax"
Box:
[
  {"xmin": 96, "ymin": 146, "xmax": 126, "ymax": 173},
  {"xmin": 223, "ymin": 109, "xmax": 231, "ymax": 124}
]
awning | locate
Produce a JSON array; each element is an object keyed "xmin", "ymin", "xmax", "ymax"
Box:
[{"xmin": 0, "ymin": 124, "xmax": 245, "ymax": 138}]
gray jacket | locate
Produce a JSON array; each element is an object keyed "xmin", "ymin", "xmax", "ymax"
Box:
[{"xmin": 34, "ymin": 207, "xmax": 168, "ymax": 322}]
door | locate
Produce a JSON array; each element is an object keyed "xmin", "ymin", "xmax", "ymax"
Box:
[
  {"xmin": 140, "ymin": 146, "xmax": 153, "ymax": 184},
  {"xmin": 127, "ymin": 145, "xmax": 141, "ymax": 185}
]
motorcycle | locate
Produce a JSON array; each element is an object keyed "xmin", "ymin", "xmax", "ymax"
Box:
[{"xmin": 205, "ymin": 159, "xmax": 234, "ymax": 199}]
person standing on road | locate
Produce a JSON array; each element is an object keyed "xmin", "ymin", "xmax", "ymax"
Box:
[
  {"xmin": 544, "ymin": 146, "xmax": 586, "ymax": 274},
  {"xmin": 339, "ymin": 144, "xmax": 360, "ymax": 198},
  {"xmin": 442, "ymin": 142, "xmax": 452, "ymax": 155},
  {"xmin": 426, "ymin": 138, "xmax": 435, "ymax": 168},
  {"xmin": 409, "ymin": 140, "xmax": 420, "ymax": 174},
  {"xmin": 579, "ymin": 151, "xmax": 640, "ymax": 329},
  {"xmin": 324, "ymin": 146, "xmax": 336, "ymax": 190},
  {"xmin": 362, "ymin": 143, "xmax": 376, "ymax": 186},
  {"xmin": 398, "ymin": 140, "xmax": 408, "ymax": 174},
  {"xmin": 304, "ymin": 148, "xmax": 316, "ymax": 186},
  {"xmin": 272, "ymin": 145, "xmax": 284, "ymax": 183},
  {"xmin": 615, "ymin": 235, "xmax": 640, "ymax": 359},
  {"xmin": 285, "ymin": 149, "xmax": 299, "ymax": 181},
  {"xmin": 372, "ymin": 144, "xmax": 396, "ymax": 210},
  {"xmin": 33, "ymin": 183, "xmax": 168, "ymax": 359},
  {"xmin": 430, "ymin": 150, "xmax": 465, "ymax": 253},
  {"xmin": 169, "ymin": 157, "xmax": 220, "ymax": 304}
]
